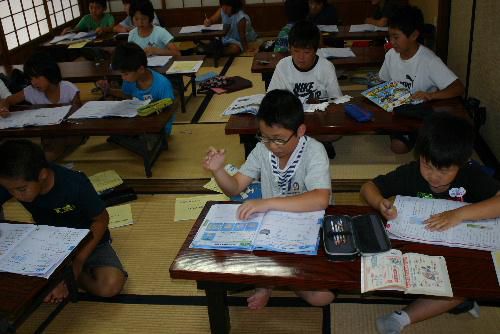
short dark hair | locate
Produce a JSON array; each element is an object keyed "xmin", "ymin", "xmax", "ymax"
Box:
[
  {"xmin": 285, "ymin": 0, "xmax": 309, "ymax": 22},
  {"xmin": 130, "ymin": 0, "xmax": 154, "ymax": 22},
  {"xmin": 288, "ymin": 20, "xmax": 320, "ymax": 50},
  {"xmin": 388, "ymin": 5, "xmax": 424, "ymax": 37},
  {"xmin": 89, "ymin": 0, "xmax": 107, "ymax": 9},
  {"xmin": 24, "ymin": 52, "xmax": 62, "ymax": 84},
  {"xmin": 219, "ymin": 0, "xmax": 243, "ymax": 14},
  {"xmin": 415, "ymin": 113, "xmax": 474, "ymax": 168},
  {"xmin": 309, "ymin": 0, "xmax": 327, "ymax": 5},
  {"xmin": 0, "ymin": 140, "xmax": 48, "ymax": 182},
  {"xmin": 112, "ymin": 42, "xmax": 147, "ymax": 71},
  {"xmin": 257, "ymin": 90, "xmax": 304, "ymax": 132}
]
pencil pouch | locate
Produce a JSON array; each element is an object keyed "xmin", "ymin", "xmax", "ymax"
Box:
[
  {"xmin": 323, "ymin": 214, "xmax": 391, "ymax": 261},
  {"xmin": 137, "ymin": 98, "xmax": 173, "ymax": 116},
  {"xmin": 344, "ymin": 103, "xmax": 374, "ymax": 122}
]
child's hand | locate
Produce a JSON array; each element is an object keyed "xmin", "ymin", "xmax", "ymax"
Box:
[
  {"xmin": 425, "ymin": 209, "xmax": 462, "ymax": 231},
  {"xmin": 144, "ymin": 47, "xmax": 155, "ymax": 57},
  {"xmin": 378, "ymin": 198, "xmax": 397, "ymax": 220},
  {"xmin": 412, "ymin": 91, "xmax": 434, "ymax": 101},
  {"xmin": 203, "ymin": 146, "xmax": 226, "ymax": 172},
  {"xmin": 96, "ymin": 80, "xmax": 109, "ymax": 94},
  {"xmin": 237, "ymin": 199, "xmax": 270, "ymax": 220},
  {"xmin": 44, "ymin": 281, "xmax": 69, "ymax": 304},
  {"xmin": 95, "ymin": 27, "xmax": 104, "ymax": 35},
  {"xmin": 204, "ymin": 18, "xmax": 211, "ymax": 26},
  {"xmin": 62, "ymin": 27, "xmax": 73, "ymax": 35},
  {"xmin": 0, "ymin": 105, "xmax": 9, "ymax": 117}
]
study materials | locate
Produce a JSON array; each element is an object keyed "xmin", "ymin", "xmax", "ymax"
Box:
[
  {"xmin": 175, "ymin": 194, "xmax": 229, "ymax": 221},
  {"xmin": 222, "ymin": 94, "xmax": 264, "ymax": 116},
  {"xmin": 49, "ymin": 31, "xmax": 96, "ymax": 44},
  {"xmin": 492, "ymin": 251, "xmax": 500, "ymax": 286},
  {"xmin": 323, "ymin": 214, "xmax": 390, "ymax": 261},
  {"xmin": 319, "ymin": 48, "xmax": 356, "ymax": 59},
  {"xmin": 386, "ymin": 196, "xmax": 500, "ymax": 251},
  {"xmin": 89, "ymin": 170, "xmax": 124, "ymax": 193},
  {"xmin": 107, "ymin": 204, "xmax": 134, "ymax": 229},
  {"xmin": 317, "ymin": 25, "xmax": 339, "ymax": 33},
  {"xmin": 179, "ymin": 24, "xmax": 224, "ymax": 34},
  {"xmin": 303, "ymin": 101, "xmax": 329, "ymax": 113},
  {"xmin": 0, "ymin": 105, "xmax": 71, "ymax": 129},
  {"xmin": 69, "ymin": 100, "xmax": 149, "ymax": 119},
  {"xmin": 190, "ymin": 203, "xmax": 324, "ymax": 255},
  {"xmin": 0, "ymin": 223, "xmax": 88, "ymax": 278},
  {"xmin": 349, "ymin": 24, "xmax": 388, "ymax": 32},
  {"xmin": 137, "ymin": 98, "xmax": 173, "ymax": 116},
  {"xmin": 67, "ymin": 40, "xmax": 89, "ymax": 49},
  {"xmin": 361, "ymin": 249, "xmax": 453, "ymax": 297},
  {"xmin": 166, "ymin": 60, "xmax": 203, "ymax": 74},
  {"xmin": 344, "ymin": 103, "xmax": 374, "ymax": 122},
  {"xmin": 195, "ymin": 71, "xmax": 218, "ymax": 83},
  {"xmin": 362, "ymin": 81, "xmax": 411, "ymax": 112},
  {"xmin": 147, "ymin": 55, "xmax": 172, "ymax": 67}
]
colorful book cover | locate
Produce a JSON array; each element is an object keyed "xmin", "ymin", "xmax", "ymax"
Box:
[{"xmin": 362, "ymin": 81, "xmax": 411, "ymax": 112}]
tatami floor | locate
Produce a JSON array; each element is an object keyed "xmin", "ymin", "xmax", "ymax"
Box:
[{"xmin": 4, "ymin": 51, "xmax": 499, "ymax": 333}]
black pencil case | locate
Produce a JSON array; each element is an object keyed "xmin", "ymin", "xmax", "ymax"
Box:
[
  {"xmin": 393, "ymin": 103, "xmax": 434, "ymax": 119},
  {"xmin": 100, "ymin": 185, "xmax": 137, "ymax": 207},
  {"xmin": 322, "ymin": 214, "xmax": 391, "ymax": 261}
]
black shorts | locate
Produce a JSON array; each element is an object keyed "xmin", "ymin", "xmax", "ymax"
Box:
[{"xmin": 83, "ymin": 241, "xmax": 128, "ymax": 277}]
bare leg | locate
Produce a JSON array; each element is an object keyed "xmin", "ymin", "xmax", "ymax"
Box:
[
  {"xmin": 78, "ymin": 266, "xmax": 126, "ymax": 298},
  {"xmin": 403, "ymin": 297, "xmax": 465, "ymax": 324},
  {"xmin": 223, "ymin": 44, "xmax": 242, "ymax": 56},
  {"xmin": 247, "ymin": 287, "xmax": 272, "ymax": 310},
  {"xmin": 295, "ymin": 290, "xmax": 335, "ymax": 306}
]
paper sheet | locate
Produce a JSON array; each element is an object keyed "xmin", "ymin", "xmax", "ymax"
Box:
[
  {"xmin": 89, "ymin": 170, "xmax": 124, "ymax": 193},
  {"xmin": 0, "ymin": 223, "xmax": 36, "ymax": 257},
  {"xmin": 222, "ymin": 94, "xmax": 264, "ymax": 116},
  {"xmin": 69, "ymin": 100, "xmax": 149, "ymax": 119},
  {"xmin": 67, "ymin": 40, "xmax": 89, "ymax": 48},
  {"xmin": 179, "ymin": 24, "xmax": 224, "ymax": 34},
  {"xmin": 174, "ymin": 194, "xmax": 229, "ymax": 221},
  {"xmin": 319, "ymin": 48, "xmax": 356, "ymax": 58},
  {"xmin": 147, "ymin": 55, "xmax": 172, "ymax": 67},
  {"xmin": 107, "ymin": 204, "xmax": 134, "ymax": 229},
  {"xmin": 166, "ymin": 61, "xmax": 203, "ymax": 74},
  {"xmin": 317, "ymin": 25, "xmax": 339, "ymax": 32},
  {"xmin": 0, "ymin": 105, "xmax": 71, "ymax": 129},
  {"xmin": 349, "ymin": 24, "xmax": 388, "ymax": 32}
]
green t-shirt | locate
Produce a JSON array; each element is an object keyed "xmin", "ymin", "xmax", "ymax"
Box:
[{"xmin": 75, "ymin": 13, "xmax": 114, "ymax": 32}]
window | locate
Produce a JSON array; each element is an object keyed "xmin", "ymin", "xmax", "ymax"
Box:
[{"xmin": 0, "ymin": 0, "xmax": 80, "ymax": 50}]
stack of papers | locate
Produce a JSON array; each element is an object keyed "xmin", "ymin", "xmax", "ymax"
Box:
[
  {"xmin": 0, "ymin": 223, "xmax": 88, "ymax": 278},
  {"xmin": 147, "ymin": 55, "xmax": 172, "ymax": 67},
  {"xmin": 349, "ymin": 24, "xmax": 388, "ymax": 32},
  {"xmin": 49, "ymin": 31, "xmax": 96, "ymax": 44},
  {"xmin": 0, "ymin": 106, "xmax": 71, "ymax": 129},
  {"xmin": 89, "ymin": 170, "xmax": 123, "ymax": 193},
  {"xmin": 319, "ymin": 47, "xmax": 356, "ymax": 58},
  {"xmin": 166, "ymin": 61, "xmax": 203, "ymax": 74},
  {"xmin": 222, "ymin": 94, "xmax": 264, "ymax": 116},
  {"xmin": 107, "ymin": 204, "xmax": 134, "ymax": 229},
  {"xmin": 317, "ymin": 25, "xmax": 339, "ymax": 32},
  {"xmin": 179, "ymin": 24, "xmax": 224, "ymax": 34},
  {"xmin": 69, "ymin": 100, "xmax": 149, "ymax": 119}
]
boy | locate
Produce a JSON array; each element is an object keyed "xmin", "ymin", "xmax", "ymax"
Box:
[
  {"xmin": 360, "ymin": 113, "xmax": 500, "ymax": 334},
  {"xmin": 379, "ymin": 5, "xmax": 464, "ymax": 154},
  {"xmin": 0, "ymin": 140, "xmax": 127, "ymax": 302},
  {"xmin": 307, "ymin": 0, "xmax": 338, "ymax": 26},
  {"xmin": 274, "ymin": 0, "xmax": 309, "ymax": 53},
  {"xmin": 98, "ymin": 42, "xmax": 175, "ymax": 134},
  {"xmin": 365, "ymin": 0, "xmax": 399, "ymax": 27},
  {"xmin": 113, "ymin": 0, "xmax": 161, "ymax": 33},
  {"xmin": 203, "ymin": 89, "xmax": 333, "ymax": 310},
  {"xmin": 63, "ymin": 0, "xmax": 114, "ymax": 35}
]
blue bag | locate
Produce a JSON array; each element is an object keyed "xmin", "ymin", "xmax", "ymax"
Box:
[{"xmin": 344, "ymin": 104, "xmax": 374, "ymax": 122}]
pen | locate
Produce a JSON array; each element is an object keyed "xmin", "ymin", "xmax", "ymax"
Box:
[{"xmin": 466, "ymin": 223, "xmax": 492, "ymax": 230}]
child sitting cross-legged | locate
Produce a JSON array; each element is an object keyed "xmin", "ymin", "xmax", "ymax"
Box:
[{"xmin": 203, "ymin": 89, "xmax": 334, "ymax": 310}]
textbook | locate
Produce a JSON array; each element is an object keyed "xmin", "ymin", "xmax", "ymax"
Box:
[
  {"xmin": 0, "ymin": 105, "xmax": 71, "ymax": 129},
  {"xmin": 49, "ymin": 31, "xmax": 96, "ymax": 44},
  {"xmin": 190, "ymin": 203, "xmax": 324, "ymax": 255},
  {"xmin": 222, "ymin": 94, "xmax": 264, "ymax": 116},
  {"xmin": 361, "ymin": 249, "xmax": 453, "ymax": 297},
  {"xmin": 0, "ymin": 223, "xmax": 88, "ymax": 278},
  {"xmin": 361, "ymin": 81, "xmax": 411, "ymax": 112}
]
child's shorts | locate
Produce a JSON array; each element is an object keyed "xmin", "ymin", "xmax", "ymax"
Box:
[
  {"xmin": 389, "ymin": 132, "xmax": 417, "ymax": 150},
  {"xmin": 83, "ymin": 241, "xmax": 128, "ymax": 277}
]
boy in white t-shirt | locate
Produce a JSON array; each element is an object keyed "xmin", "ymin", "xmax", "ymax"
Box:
[{"xmin": 380, "ymin": 5, "xmax": 464, "ymax": 154}]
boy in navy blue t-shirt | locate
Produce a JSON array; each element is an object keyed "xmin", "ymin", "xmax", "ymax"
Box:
[{"xmin": 0, "ymin": 140, "xmax": 126, "ymax": 303}]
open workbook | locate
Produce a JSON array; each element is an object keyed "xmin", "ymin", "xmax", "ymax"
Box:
[
  {"xmin": 190, "ymin": 203, "xmax": 324, "ymax": 255},
  {"xmin": 0, "ymin": 223, "xmax": 88, "ymax": 278},
  {"xmin": 361, "ymin": 249, "xmax": 453, "ymax": 297}
]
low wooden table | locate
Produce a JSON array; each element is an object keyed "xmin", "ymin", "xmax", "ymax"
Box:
[
  {"xmin": 169, "ymin": 203, "xmax": 500, "ymax": 334},
  {"xmin": 321, "ymin": 25, "xmax": 388, "ymax": 45}
]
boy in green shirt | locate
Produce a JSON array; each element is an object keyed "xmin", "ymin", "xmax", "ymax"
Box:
[{"xmin": 63, "ymin": 0, "xmax": 114, "ymax": 35}]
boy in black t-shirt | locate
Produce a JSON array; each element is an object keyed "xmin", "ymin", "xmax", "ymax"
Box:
[
  {"xmin": 0, "ymin": 140, "xmax": 126, "ymax": 303},
  {"xmin": 361, "ymin": 113, "xmax": 500, "ymax": 334}
]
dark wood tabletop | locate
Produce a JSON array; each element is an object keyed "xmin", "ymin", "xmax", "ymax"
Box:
[
  {"xmin": 225, "ymin": 97, "xmax": 468, "ymax": 136},
  {"xmin": 170, "ymin": 203, "xmax": 500, "ymax": 300},
  {"xmin": 251, "ymin": 47, "xmax": 385, "ymax": 74},
  {"xmin": 322, "ymin": 25, "xmax": 388, "ymax": 41},
  {"xmin": 169, "ymin": 25, "xmax": 230, "ymax": 42}
]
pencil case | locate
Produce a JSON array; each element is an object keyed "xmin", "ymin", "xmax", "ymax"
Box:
[
  {"xmin": 323, "ymin": 214, "xmax": 391, "ymax": 261},
  {"xmin": 137, "ymin": 98, "xmax": 173, "ymax": 116},
  {"xmin": 344, "ymin": 104, "xmax": 374, "ymax": 122}
]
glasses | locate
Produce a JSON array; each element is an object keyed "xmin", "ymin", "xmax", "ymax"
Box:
[{"xmin": 255, "ymin": 132, "xmax": 296, "ymax": 146}]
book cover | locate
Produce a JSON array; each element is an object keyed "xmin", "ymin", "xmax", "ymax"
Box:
[{"xmin": 361, "ymin": 81, "xmax": 411, "ymax": 112}]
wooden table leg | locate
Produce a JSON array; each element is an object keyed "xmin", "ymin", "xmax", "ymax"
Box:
[
  {"xmin": 240, "ymin": 134, "xmax": 258, "ymax": 158},
  {"xmin": 200, "ymin": 282, "xmax": 230, "ymax": 334}
]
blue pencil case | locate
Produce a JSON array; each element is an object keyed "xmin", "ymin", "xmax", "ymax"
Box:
[{"xmin": 344, "ymin": 104, "xmax": 374, "ymax": 122}]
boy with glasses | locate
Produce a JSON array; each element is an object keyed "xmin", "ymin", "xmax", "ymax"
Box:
[{"xmin": 203, "ymin": 89, "xmax": 333, "ymax": 310}]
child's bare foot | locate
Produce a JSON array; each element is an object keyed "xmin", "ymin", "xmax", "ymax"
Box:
[{"xmin": 247, "ymin": 287, "xmax": 272, "ymax": 310}]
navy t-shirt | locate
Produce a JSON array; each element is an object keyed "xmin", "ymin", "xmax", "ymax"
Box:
[{"xmin": 0, "ymin": 164, "xmax": 110, "ymax": 243}]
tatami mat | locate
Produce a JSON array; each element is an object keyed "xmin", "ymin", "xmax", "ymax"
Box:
[{"xmin": 199, "ymin": 57, "xmax": 266, "ymax": 123}]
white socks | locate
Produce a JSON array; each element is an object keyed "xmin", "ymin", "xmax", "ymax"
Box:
[{"xmin": 376, "ymin": 310, "xmax": 411, "ymax": 334}]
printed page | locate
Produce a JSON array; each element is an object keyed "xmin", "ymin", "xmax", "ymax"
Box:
[
  {"xmin": 252, "ymin": 210, "xmax": 324, "ymax": 255},
  {"xmin": 147, "ymin": 55, "xmax": 172, "ymax": 67},
  {"xmin": 107, "ymin": 204, "xmax": 134, "ymax": 229},
  {"xmin": 404, "ymin": 253, "xmax": 453, "ymax": 297},
  {"xmin": 386, "ymin": 196, "xmax": 500, "ymax": 251},
  {"xmin": 69, "ymin": 100, "xmax": 148, "ymax": 119},
  {"xmin": 89, "ymin": 170, "xmax": 124, "ymax": 193},
  {"xmin": 174, "ymin": 194, "xmax": 229, "ymax": 221},
  {"xmin": 361, "ymin": 81, "xmax": 411, "ymax": 112},
  {"xmin": 0, "ymin": 106, "xmax": 71, "ymax": 129},
  {"xmin": 349, "ymin": 24, "xmax": 388, "ymax": 32},
  {"xmin": 319, "ymin": 48, "xmax": 356, "ymax": 58},
  {"xmin": 179, "ymin": 25, "xmax": 204, "ymax": 34},
  {"xmin": 222, "ymin": 94, "xmax": 264, "ymax": 116},
  {"xmin": 190, "ymin": 204, "xmax": 265, "ymax": 251},
  {"xmin": 49, "ymin": 33, "xmax": 75, "ymax": 44},
  {"xmin": 0, "ymin": 225, "xmax": 89, "ymax": 278},
  {"xmin": 0, "ymin": 223, "xmax": 36, "ymax": 258},
  {"xmin": 166, "ymin": 61, "xmax": 203, "ymax": 74},
  {"xmin": 317, "ymin": 25, "xmax": 339, "ymax": 32},
  {"xmin": 361, "ymin": 249, "xmax": 406, "ymax": 293}
]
